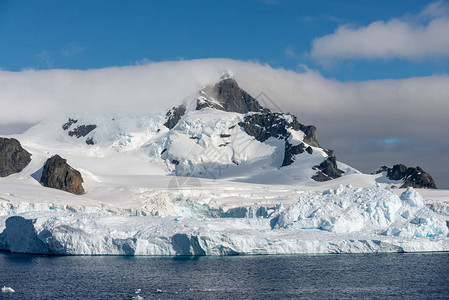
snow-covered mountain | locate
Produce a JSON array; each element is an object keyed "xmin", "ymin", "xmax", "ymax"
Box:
[
  {"xmin": 0, "ymin": 73, "xmax": 448, "ymax": 256},
  {"xmin": 16, "ymin": 73, "xmax": 356, "ymax": 184}
]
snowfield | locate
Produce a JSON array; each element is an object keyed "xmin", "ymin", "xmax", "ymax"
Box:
[{"xmin": 0, "ymin": 99, "xmax": 448, "ymax": 255}]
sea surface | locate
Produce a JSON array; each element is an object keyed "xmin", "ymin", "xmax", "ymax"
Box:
[{"xmin": 1, "ymin": 252, "xmax": 448, "ymax": 299}]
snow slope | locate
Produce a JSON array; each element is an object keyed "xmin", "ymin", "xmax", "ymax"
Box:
[{"xmin": 0, "ymin": 77, "xmax": 448, "ymax": 256}]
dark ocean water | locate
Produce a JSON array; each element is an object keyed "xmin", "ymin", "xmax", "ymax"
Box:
[{"xmin": 0, "ymin": 252, "xmax": 448, "ymax": 299}]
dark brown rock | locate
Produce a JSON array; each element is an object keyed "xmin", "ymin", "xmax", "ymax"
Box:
[
  {"xmin": 0, "ymin": 137, "xmax": 32, "ymax": 177},
  {"xmin": 40, "ymin": 155, "xmax": 85, "ymax": 195}
]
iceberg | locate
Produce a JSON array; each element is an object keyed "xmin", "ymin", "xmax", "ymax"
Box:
[{"xmin": 1, "ymin": 287, "xmax": 15, "ymax": 293}]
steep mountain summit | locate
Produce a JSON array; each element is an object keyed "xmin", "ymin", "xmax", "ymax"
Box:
[
  {"xmin": 196, "ymin": 77, "xmax": 267, "ymax": 114},
  {"xmin": 162, "ymin": 75, "xmax": 345, "ymax": 181}
]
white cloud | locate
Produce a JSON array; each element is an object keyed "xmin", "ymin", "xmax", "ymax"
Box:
[
  {"xmin": 420, "ymin": 0, "xmax": 449, "ymax": 19},
  {"xmin": 285, "ymin": 46, "xmax": 296, "ymax": 58},
  {"xmin": 311, "ymin": 1, "xmax": 449, "ymax": 61},
  {"xmin": 62, "ymin": 44, "xmax": 85, "ymax": 57},
  {"xmin": 0, "ymin": 58, "xmax": 448, "ymax": 186},
  {"xmin": 35, "ymin": 50, "xmax": 53, "ymax": 68}
]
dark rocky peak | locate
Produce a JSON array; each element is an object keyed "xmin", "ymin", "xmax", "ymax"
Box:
[
  {"xmin": 166, "ymin": 76, "xmax": 321, "ymax": 149},
  {"xmin": 376, "ymin": 164, "xmax": 437, "ymax": 189},
  {"xmin": 196, "ymin": 78, "xmax": 267, "ymax": 114},
  {"xmin": 164, "ymin": 104, "xmax": 186, "ymax": 129},
  {"xmin": 0, "ymin": 137, "xmax": 32, "ymax": 177},
  {"xmin": 40, "ymin": 155, "xmax": 85, "ymax": 195}
]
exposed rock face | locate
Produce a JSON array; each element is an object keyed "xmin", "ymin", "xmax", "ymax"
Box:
[
  {"xmin": 401, "ymin": 167, "xmax": 436, "ymax": 189},
  {"xmin": 239, "ymin": 111, "xmax": 326, "ymax": 172},
  {"xmin": 40, "ymin": 155, "xmax": 85, "ymax": 195},
  {"xmin": 68, "ymin": 125, "xmax": 97, "ymax": 138},
  {"xmin": 239, "ymin": 112, "xmax": 294, "ymax": 142},
  {"xmin": 376, "ymin": 164, "xmax": 437, "ymax": 189},
  {"xmin": 312, "ymin": 150, "xmax": 345, "ymax": 182},
  {"xmin": 301, "ymin": 126, "xmax": 320, "ymax": 148},
  {"xmin": 282, "ymin": 142, "xmax": 305, "ymax": 166},
  {"xmin": 85, "ymin": 137, "xmax": 95, "ymax": 145},
  {"xmin": 238, "ymin": 112, "xmax": 319, "ymax": 146},
  {"xmin": 164, "ymin": 104, "xmax": 186, "ymax": 129},
  {"xmin": 196, "ymin": 78, "xmax": 266, "ymax": 114},
  {"xmin": 62, "ymin": 118, "xmax": 96, "ymax": 145},
  {"xmin": 0, "ymin": 138, "xmax": 32, "ymax": 177},
  {"xmin": 62, "ymin": 118, "xmax": 78, "ymax": 131}
]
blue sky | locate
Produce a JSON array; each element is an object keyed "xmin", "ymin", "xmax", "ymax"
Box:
[{"xmin": 1, "ymin": 0, "xmax": 446, "ymax": 81}]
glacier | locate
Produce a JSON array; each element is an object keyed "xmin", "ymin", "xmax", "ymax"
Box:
[
  {"xmin": 1, "ymin": 186, "xmax": 448, "ymax": 255},
  {"xmin": 0, "ymin": 77, "xmax": 448, "ymax": 256}
]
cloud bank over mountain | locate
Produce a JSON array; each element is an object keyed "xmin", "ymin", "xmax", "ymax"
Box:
[{"xmin": 0, "ymin": 58, "xmax": 448, "ymax": 187}]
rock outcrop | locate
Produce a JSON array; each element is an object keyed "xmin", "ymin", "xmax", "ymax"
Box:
[
  {"xmin": 62, "ymin": 118, "xmax": 97, "ymax": 145},
  {"xmin": 68, "ymin": 125, "xmax": 97, "ymax": 138},
  {"xmin": 62, "ymin": 118, "xmax": 78, "ymax": 131},
  {"xmin": 0, "ymin": 137, "xmax": 32, "ymax": 177},
  {"xmin": 282, "ymin": 142, "xmax": 306, "ymax": 167},
  {"xmin": 239, "ymin": 112, "xmax": 294, "ymax": 142},
  {"xmin": 40, "ymin": 155, "xmax": 85, "ymax": 195},
  {"xmin": 239, "ymin": 112, "xmax": 320, "ymax": 148},
  {"xmin": 312, "ymin": 150, "xmax": 345, "ymax": 182},
  {"xmin": 164, "ymin": 104, "xmax": 186, "ymax": 129},
  {"xmin": 375, "ymin": 164, "xmax": 437, "ymax": 189}
]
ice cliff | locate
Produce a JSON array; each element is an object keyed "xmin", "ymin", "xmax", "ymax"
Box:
[{"xmin": 1, "ymin": 186, "xmax": 447, "ymax": 255}]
